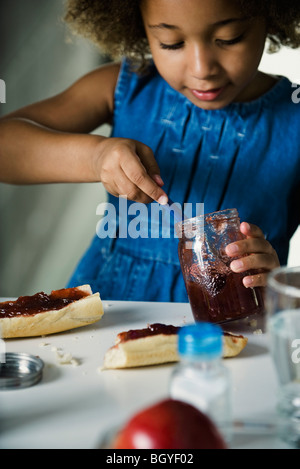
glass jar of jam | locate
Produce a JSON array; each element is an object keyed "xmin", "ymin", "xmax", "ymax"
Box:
[{"xmin": 176, "ymin": 208, "xmax": 264, "ymax": 324}]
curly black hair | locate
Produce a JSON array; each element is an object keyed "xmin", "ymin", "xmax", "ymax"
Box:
[{"xmin": 64, "ymin": 0, "xmax": 300, "ymax": 70}]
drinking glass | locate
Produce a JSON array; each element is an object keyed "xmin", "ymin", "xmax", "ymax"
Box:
[{"xmin": 266, "ymin": 266, "xmax": 300, "ymax": 447}]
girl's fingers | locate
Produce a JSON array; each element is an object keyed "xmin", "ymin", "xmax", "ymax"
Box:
[
  {"xmin": 224, "ymin": 221, "xmax": 280, "ymax": 288},
  {"xmin": 239, "ymin": 222, "xmax": 265, "ymax": 239},
  {"xmin": 109, "ymin": 169, "xmax": 161, "ymax": 204},
  {"xmin": 151, "ymin": 173, "xmax": 165, "ymax": 187},
  {"xmin": 230, "ymin": 252, "xmax": 279, "ymax": 274},
  {"xmin": 98, "ymin": 138, "xmax": 168, "ymax": 204},
  {"xmin": 243, "ymin": 272, "xmax": 268, "ymax": 288},
  {"xmin": 226, "ymin": 237, "xmax": 274, "ymax": 258},
  {"xmin": 135, "ymin": 141, "xmax": 164, "ymax": 184},
  {"xmin": 120, "ymin": 142, "xmax": 168, "ymax": 204}
]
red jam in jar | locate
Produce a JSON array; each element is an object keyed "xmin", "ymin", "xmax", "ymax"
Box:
[{"xmin": 176, "ymin": 208, "xmax": 265, "ymax": 324}]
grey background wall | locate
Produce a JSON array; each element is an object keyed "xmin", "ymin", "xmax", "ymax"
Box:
[
  {"xmin": 0, "ymin": 0, "xmax": 109, "ymax": 296},
  {"xmin": 0, "ymin": 0, "xmax": 300, "ymax": 298}
]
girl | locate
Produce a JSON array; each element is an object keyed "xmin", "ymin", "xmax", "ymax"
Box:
[{"xmin": 0, "ymin": 0, "xmax": 299, "ymax": 302}]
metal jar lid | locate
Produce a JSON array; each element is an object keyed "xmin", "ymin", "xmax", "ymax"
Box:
[{"xmin": 0, "ymin": 353, "xmax": 44, "ymax": 390}]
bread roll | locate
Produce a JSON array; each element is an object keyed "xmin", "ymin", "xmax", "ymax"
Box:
[
  {"xmin": 0, "ymin": 285, "xmax": 104, "ymax": 338},
  {"xmin": 104, "ymin": 324, "xmax": 248, "ymax": 369}
]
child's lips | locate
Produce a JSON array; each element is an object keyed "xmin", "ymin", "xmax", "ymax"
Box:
[{"xmin": 190, "ymin": 86, "xmax": 226, "ymax": 101}]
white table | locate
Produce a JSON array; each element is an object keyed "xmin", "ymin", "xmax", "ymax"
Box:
[{"xmin": 0, "ymin": 300, "xmax": 291, "ymax": 449}]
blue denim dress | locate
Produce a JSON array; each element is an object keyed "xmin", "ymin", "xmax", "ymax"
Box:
[{"xmin": 68, "ymin": 60, "xmax": 300, "ymax": 302}]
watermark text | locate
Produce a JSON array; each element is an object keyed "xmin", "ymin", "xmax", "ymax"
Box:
[
  {"xmin": 291, "ymin": 339, "xmax": 300, "ymax": 364},
  {"xmin": 0, "ymin": 79, "xmax": 6, "ymax": 103},
  {"xmin": 291, "ymin": 82, "xmax": 300, "ymax": 104},
  {"xmin": 0, "ymin": 338, "xmax": 6, "ymax": 364},
  {"xmin": 96, "ymin": 197, "xmax": 204, "ymax": 241}
]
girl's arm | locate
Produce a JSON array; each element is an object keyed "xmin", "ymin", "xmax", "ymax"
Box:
[
  {"xmin": 0, "ymin": 63, "xmax": 119, "ymax": 183},
  {"xmin": 0, "ymin": 63, "xmax": 167, "ymax": 204}
]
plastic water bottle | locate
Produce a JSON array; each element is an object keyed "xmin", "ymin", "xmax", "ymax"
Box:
[{"xmin": 169, "ymin": 322, "xmax": 232, "ymax": 443}]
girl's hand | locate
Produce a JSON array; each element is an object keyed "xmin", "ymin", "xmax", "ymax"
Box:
[
  {"xmin": 225, "ymin": 222, "xmax": 280, "ymax": 288},
  {"xmin": 93, "ymin": 137, "xmax": 168, "ymax": 205}
]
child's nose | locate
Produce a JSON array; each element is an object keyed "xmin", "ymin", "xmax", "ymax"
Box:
[{"xmin": 187, "ymin": 42, "xmax": 219, "ymax": 80}]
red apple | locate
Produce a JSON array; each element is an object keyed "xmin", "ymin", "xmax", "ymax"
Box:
[{"xmin": 112, "ymin": 398, "xmax": 227, "ymax": 449}]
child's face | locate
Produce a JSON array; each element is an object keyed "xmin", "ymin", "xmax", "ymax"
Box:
[{"xmin": 140, "ymin": 0, "xmax": 268, "ymax": 110}]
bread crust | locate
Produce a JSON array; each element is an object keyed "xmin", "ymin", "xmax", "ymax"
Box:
[
  {"xmin": 104, "ymin": 333, "xmax": 179, "ymax": 369},
  {"xmin": 0, "ymin": 285, "xmax": 104, "ymax": 338},
  {"xmin": 104, "ymin": 327, "xmax": 248, "ymax": 369},
  {"xmin": 223, "ymin": 332, "xmax": 248, "ymax": 358}
]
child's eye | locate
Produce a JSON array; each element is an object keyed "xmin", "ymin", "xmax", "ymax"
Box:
[
  {"xmin": 159, "ymin": 41, "xmax": 184, "ymax": 50},
  {"xmin": 216, "ymin": 33, "xmax": 245, "ymax": 46}
]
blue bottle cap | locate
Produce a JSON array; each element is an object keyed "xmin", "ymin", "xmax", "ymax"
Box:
[{"xmin": 178, "ymin": 322, "xmax": 223, "ymax": 358}]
